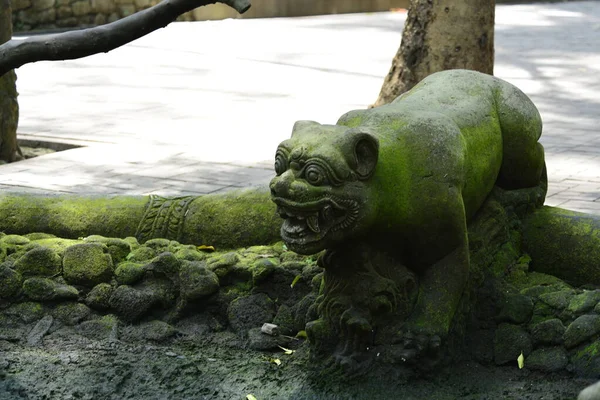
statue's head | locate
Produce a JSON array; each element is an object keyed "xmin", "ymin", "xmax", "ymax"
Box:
[{"xmin": 270, "ymin": 121, "xmax": 379, "ymax": 255}]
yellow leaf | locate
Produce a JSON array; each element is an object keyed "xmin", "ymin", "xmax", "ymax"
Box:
[
  {"xmin": 296, "ymin": 330, "xmax": 307, "ymax": 339},
  {"xmin": 290, "ymin": 275, "xmax": 302, "ymax": 288},
  {"xmin": 246, "ymin": 395, "xmax": 257, "ymax": 400},
  {"xmin": 278, "ymin": 345, "xmax": 295, "ymax": 355},
  {"xmin": 270, "ymin": 358, "xmax": 281, "ymax": 366},
  {"xmin": 198, "ymin": 245, "xmax": 215, "ymax": 252},
  {"xmin": 517, "ymin": 351, "xmax": 524, "ymax": 369}
]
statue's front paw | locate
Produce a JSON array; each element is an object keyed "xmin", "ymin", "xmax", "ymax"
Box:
[{"xmin": 395, "ymin": 329, "xmax": 442, "ymax": 369}]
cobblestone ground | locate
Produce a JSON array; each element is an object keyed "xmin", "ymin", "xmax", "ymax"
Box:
[{"xmin": 1, "ymin": 1, "xmax": 599, "ymax": 213}]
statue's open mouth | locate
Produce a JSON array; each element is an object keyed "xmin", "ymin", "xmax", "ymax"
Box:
[{"xmin": 272, "ymin": 196, "xmax": 359, "ymax": 250}]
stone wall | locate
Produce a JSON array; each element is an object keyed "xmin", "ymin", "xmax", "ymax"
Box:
[{"xmin": 11, "ymin": 0, "xmax": 410, "ymax": 32}]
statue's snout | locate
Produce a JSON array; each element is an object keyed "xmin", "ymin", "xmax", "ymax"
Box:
[{"xmin": 270, "ymin": 169, "xmax": 294, "ymax": 198}]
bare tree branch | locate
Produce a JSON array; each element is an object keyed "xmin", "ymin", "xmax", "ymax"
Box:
[{"xmin": 0, "ymin": 0, "xmax": 251, "ymax": 77}]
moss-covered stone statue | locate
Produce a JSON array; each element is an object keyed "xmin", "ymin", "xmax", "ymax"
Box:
[{"xmin": 270, "ymin": 69, "xmax": 547, "ymax": 368}]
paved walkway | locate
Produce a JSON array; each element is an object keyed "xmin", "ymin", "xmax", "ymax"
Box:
[{"xmin": 1, "ymin": 1, "xmax": 599, "ymax": 213}]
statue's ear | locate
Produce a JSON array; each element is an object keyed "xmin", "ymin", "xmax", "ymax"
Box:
[
  {"xmin": 291, "ymin": 120, "xmax": 320, "ymax": 137},
  {"xmin": 346, "ymin": 129, "xmax": 379, "ymax": 180}
]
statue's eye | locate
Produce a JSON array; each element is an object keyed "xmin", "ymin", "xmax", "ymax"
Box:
[
  {"xmin": 274, "ymin": 153, "xmax": 288, "ymax": 175},
  {"xmin": 304, "ymin": 164, "xmax": 326, "ymax": 186}
]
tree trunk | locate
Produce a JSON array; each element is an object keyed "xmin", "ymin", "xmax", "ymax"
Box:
[
  {"xmin": 373, "ymin": 0, "xmax": 495, "ymax": 107},
  {"xmin": 0, "ymin": 0, "xmax": 20, "ymax": 163}
]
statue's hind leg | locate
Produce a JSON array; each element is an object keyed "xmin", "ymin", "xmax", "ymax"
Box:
[{"xmin": 495, "ymin": 81, "xmax": 546, "ymax": 191}]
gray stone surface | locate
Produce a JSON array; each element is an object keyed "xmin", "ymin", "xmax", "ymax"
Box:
[{"xmin": 3, "ymin": 2, "xmax": 599, "ymax": 214}]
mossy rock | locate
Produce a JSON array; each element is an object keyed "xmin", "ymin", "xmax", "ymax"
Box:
[
  {"xmin": 228, "ymin": 293, "xmax": 276, "ymax": 333},
  {"xmin": 85, "ymin": 283, "xmax": 114, "ymax": 311},
  {"xmin": 145, "ymin": 252, "xmax": 181, "ymax": 278},
  {"xmin": 179, "ymin": 261, "xmax": 220, "ymax": 301},
  {"xmin": 251, "ymin": 258, "xmax": 278, "ymax": 285},
  {"xmin": 22, "ymin": 277, "xmax": 78, "ymax": 301},
  {"xmin": 24, "ymin": 233, "xmax": 56, "ymax": 241},
  {"xmin": 496, "ymin": 294, "xmax": 533, "ymax": 324},
  {"xmin": 3, "ymin": 301, "xmax": 44, "ymax": 323},
  {"xmin": 115, "ymin": 262, "xmax": 146, "ymax": 285},
  {"xmin": 78, "ymin": 314, "xmax": 119, "ymax": 341},
  {"xmin": 207, "ymin": 252, "xmax": 250, "ymax": 285},
  {"xmin": 530, "ymin": 318, "xmax": 565, "ymax": 345},
  {"xmin": 294, "ymin": 293, "xmax": 318, "ymax": 333},
  {"xmin": 129, "ymin": 320, "xmax": 177, "ymax": 341},
  {"xmin": 2, "ymin": 234, "xmax": 30, "ymax": 246},
  {"xmin": 539, "ymin": 290, "xmax": 575, "ymax": 311},
  {"xmin": 108, "ymin": 285, "xmax": 157, "ymax": 322},
  {"xmin": 493, "ymin": 323, "xmax": 532, "ymax": 365},
  {"xmin": 122, "ymin": 237, "xmax": 140, "ymax": 251},
  {"xmin": 13, "ymin": 247, "xmax": 62, "ymax": 277},
  {"xmin": 207, "ymin": 252, "xmax": 239, "ymax": 270},
  {"xmin": 52, "ymin": 302, "xmax": 91, "ymax": 326},
  {"xmin": 126, "ymin": 246, "xmax": 157, "ymax": 263},
  {"xmin": 564, "ymin": 314, "xmax": 600, "ymax": 349},
  {"xmin": 0, "ymin": 264, "xmax": 22, "ymax": 298},
  {"xmin": 525, "ymin": 346, "xmax": 568, "ymax": 372},
  {"xmin": 62, "ymin": 243, "xmax": 114, "ymax": 286},
  {"xmin": 174, "ymin": 248, "xmax": 207, "ymax": 262},
  {"xmin": 30, "ymin": 238, "xmax": 82, "ymax": 256},
  {"xmin": 84, "ymin": 235, "xmax": 132, "ymax": 264},
  {"xmin": 570, "ymin": 340, "xmax": 600, "ymax": 378},
  {"xmin": 280, "ymin": 251, "xmax": 306, "ymax": 263},
  {"xmin": 0, "ymin": 241, "xmax": 7, "ymax": 263},
  {"xmin": 247, "ymin": 327, "xmax": 292, "ymax": 351},
  {"xmin": 272, "ymin": 304, "xmax": 295, "ymax": 336},
  {"xmin": 567, "ymin": 290, "xmax": 600, "ymax": 315},
  {"xmin": 143, "ymin": 238, "xmax": 171, "ymax": 251}
]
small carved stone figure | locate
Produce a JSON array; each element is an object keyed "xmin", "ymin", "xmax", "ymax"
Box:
[{"xmin": 270, "ymin": 69, "xmax": 547, "ymax": 370}]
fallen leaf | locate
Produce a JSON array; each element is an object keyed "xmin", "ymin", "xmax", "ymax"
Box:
[
  {"xmin": 270, "ymin": 358, "xmax": 282, "ymax": 366},
  {"xmin": 198, "ymin": 245, "xmax": 215, "ymax": 252},
  {"xmin": 278, "ymin": 345, "xmax": 295, "ymax": 355},
  {"xmin": 296, "ymin": 330, "xmax": 307, "ymax": 339},
  {"xmin": 290, "ymin": 275, "xmax": 302, "ymax": 288},
  {"xmin": 246, "ymin": 395, "xmax": 257, "ymax": 400},
  {"xmin": 517, "ymin": 351, "xmax": 524, "ymax": 369}
]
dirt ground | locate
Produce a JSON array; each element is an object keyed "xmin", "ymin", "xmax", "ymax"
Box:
[{"xmin": 0, "ymin": 325, "xmax": 593, "ymax": 400}]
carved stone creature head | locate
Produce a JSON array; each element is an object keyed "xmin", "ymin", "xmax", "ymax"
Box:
[{"xmin": 270, "ymin": 120, "xmax": 379, "ymax": 255}]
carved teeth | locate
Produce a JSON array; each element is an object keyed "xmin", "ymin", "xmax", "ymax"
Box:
[{"xmin": 306, "ymin": 214, "xmax": 320, "ymax": 233}]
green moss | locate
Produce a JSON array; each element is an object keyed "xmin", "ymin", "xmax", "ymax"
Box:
[
  {"xmin": 250, "ymin": 258, "xmax": 278, "ymax": 285},
  {"xmin": 0, "ymin": 265, "xmax": 22, "ymax": 298},
  {"xmin": 123, "ymin": 237, "xmax": 140, "ymax": 251},
  {"xmin": 53, "ymin": 302, "xmax": 91, "ymax": 325},
  {"xmin": 523, "ymin": 207, "xmax": 600, "ymax": 286},
  {"xmin": 115, "ymin": 262, "xmax": 146, "ymax": 285},
  {"xmin": 174, "ymin": 248, "xmax": 207, "ymax": 262},
  {"xmin": 146, "ymin": 252, "xmax": 181, "ymax": 277},
  {"xmin": 85, "ymin": 283, "xmax": 114, "ymax": 310},
  {"xmin": 2, "ymin": 234, "xmax": 30, "ymax": 245},
  {"xmin": 126, "ymin": 246, "xmax": 157, "ymax": 262},
  {"xmin": 0, "ymin": 194, "xmax": 147, "ymax": 239},
  {"xmin": 22, "ymin": 277, "xmax": 78, "ymax": 301},
  {"xmin": 24, "ymin": 233, "xmax": 57, "ymax": 240},
  {"xmin": 567, "ymin": 290, "xmax": 600, "ymax": 315},
  {"xmin": 570, "ymin": 340, "xmax": 600, "ymax": 378},
  {"xmin": 62, "ymin": 243, "xmax": 114, "ymax": 286},
  {"xmin": 180, "ymin": 188, "xmax": 280, "ymax": 249},
  {"xmin": 539, "ymin": 290, "xmax": 575, "ymax": 311},
  {"xmin": 179, "ymin": 261, "xmax": 220, "ymax": 300},
  {"xmin": 31, "ymin": 238, "xmax": 82, "ymax": 255},
  {"xmin": 13, "ymin": 247, "xmax": 62, "ymax": 277},
  {"xmin": 4, "ymin": 301, "xmax": 44, "ymax": 323},
  {"xmin": 84, "ymin": 235, "xmax": 132, "ymax": 264},
  {"xmin": 144, "ymin": 238, "xmax": 171, "ymax": 250}
]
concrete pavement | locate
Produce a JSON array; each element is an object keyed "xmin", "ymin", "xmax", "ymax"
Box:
[{"xmin": 1, "ymin": 1, "xmax": 599, "ymax": 213}]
